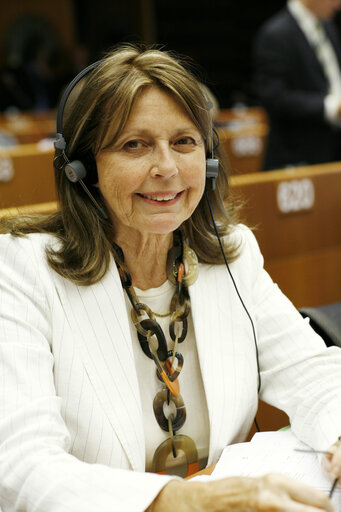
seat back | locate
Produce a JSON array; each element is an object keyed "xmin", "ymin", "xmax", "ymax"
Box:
[{"xmin": 300, "ymin": 303, "xmax": 341, "ymax": 348}]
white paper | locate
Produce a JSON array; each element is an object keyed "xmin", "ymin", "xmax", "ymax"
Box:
[{"xmin": 210, "ymin": 429, "xmax": 341, "ymax": 508}]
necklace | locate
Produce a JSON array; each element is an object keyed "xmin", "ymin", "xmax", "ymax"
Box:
[
  {"xmin": 113, "ymin": 229, "xmax": 200, "ymax": 476},
  {"xmin": 151, "ymin": 310, "xmax": 171, "ymax": 318}
]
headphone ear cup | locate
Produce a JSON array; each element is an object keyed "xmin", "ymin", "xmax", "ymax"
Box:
[
  {"xmin": 64, "ymin": 152, "xmax": 98, "ymax": 184},
  {"xmin": 64, "ymin": 160, "xmax": 87, "ymax": 183},
  {"xmin": 206, "ymin": 158, "xmax": 219, "ymax": 190}
]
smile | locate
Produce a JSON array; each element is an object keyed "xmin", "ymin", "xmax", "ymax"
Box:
[{"xmin": 138, "ymin": 192, "xmax": 181, "ymax": 202}]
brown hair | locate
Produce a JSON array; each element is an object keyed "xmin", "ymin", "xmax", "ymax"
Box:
[{"xmin": 1, "ymin": 44, "xmax": 240, "ymax": 285}]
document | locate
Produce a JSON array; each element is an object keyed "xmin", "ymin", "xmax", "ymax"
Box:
[{"xmin": 210, "ymin": 429, "xmax": 341, "ymax": 508}]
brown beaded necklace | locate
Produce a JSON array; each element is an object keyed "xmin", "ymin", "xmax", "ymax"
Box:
[{"xmin": 112, "ymin": 229, "xmax": 200, "ymax": 476}]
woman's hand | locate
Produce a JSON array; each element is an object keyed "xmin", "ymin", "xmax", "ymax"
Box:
[
  {"xmin": 147, "ymin": 473, "xmax": 333, "ymax": 512},
  {"xmin": 324, "ymin": 437, "xmax": 341, "ymax": 482}
]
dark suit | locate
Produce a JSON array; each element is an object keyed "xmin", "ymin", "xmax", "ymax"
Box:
[{"xmin": 253, "ymin": 7, "xmax": 341, "ymax": 170}]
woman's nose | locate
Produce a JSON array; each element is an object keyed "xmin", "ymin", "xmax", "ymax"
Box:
[{"xmin": 150, "ymin": 145, "xmax": 178, "ymax": 178}]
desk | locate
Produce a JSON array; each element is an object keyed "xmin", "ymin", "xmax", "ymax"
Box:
[
  {"xmin": 215, "ymin": 107, "xmax": 267, "ymax": 127},
  {"xmin": 215, "ymin": 107, "xmax": 268, "ymax": 174},
  {"xmin": 230, "ymin": 162, "xmax": 341, "ymax": 308},
  {"xmin": 0, "ymin": 201, "xmax": 58, "ymax": 218},
  {"xmin": 0, "ymin": 111, "xmax": 56, "ymax": 144},
  {"xmin": 0, "ymin": 143, "xmax": 56, "ymax": 208}
]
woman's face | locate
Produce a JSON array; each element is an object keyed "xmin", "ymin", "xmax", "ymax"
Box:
[{"xmin": 96, "ymin": 86, "xmax": 206, "ymax": 242}]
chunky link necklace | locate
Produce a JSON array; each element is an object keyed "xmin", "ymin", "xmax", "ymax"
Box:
[{"xmin": 112, "ymin": 229, "xmax": 200, "ymax": 476}]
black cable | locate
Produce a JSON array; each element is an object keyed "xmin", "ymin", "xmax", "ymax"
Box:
[{"xmin": 205, "ymin": 189, "xmax": 261, "ymax": 431}]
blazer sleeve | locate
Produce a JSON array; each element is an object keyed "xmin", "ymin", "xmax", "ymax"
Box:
[
  {"xmin": 253, "ymin": 18, "xmax": 326, "ymax": 121},
  {"xmin": 0, "ymin": 234, "xmax": 174, "ymax": 512},
  {"xmin": 238, "ymin": 227, "xmax": 341, "ymax": 450}
]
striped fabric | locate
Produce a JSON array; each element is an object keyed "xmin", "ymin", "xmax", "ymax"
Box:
[{"xmin": 1, "ymin": 225, "xmax": 341, "ymax": 511}]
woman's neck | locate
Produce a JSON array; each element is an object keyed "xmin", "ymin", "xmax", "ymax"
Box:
[{"xmin": 114, "ymin": 232, "xmax": 173, "ymax": 290}]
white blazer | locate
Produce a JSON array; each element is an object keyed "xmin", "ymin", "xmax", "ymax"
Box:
[{"xmin": 1, "ymin": 224, "xmax": 341, "ymax": 512}]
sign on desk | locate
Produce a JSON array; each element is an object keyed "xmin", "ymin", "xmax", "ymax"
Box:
[
  {"xmin": 0, "ymin": 157, "xmax": 14, "ymax": 182},
  {"xmin": 277, "ymin": 178, "xmax": 315, "ymax": 214}
]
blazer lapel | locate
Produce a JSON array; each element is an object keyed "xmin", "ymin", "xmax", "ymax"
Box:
[
  {"xmin": 324, "ymin": 21, "xmax": 341, "ymax": 69},
  {"xmin": 189, "ymin": 264, "xmax": 258, "ymax": 465},
  {"xmin": 56, "ymin": 261, "xmax": 145, "ymax": 471},
  {"xmin": 289, "ymin": 9, "xmax": 332, "ymax": 87}
]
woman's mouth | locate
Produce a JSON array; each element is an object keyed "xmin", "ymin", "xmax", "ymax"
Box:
[{"xmin": 137, "ymin": 191, "xmax": 182, "ymax": 203}]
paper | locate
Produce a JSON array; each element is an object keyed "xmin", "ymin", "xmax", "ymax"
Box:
[{"xmin": 210, "ymin": 429, "xmax": 341, "ymax": 508}]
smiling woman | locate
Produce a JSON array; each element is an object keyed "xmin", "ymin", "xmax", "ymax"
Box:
[
  {"xmin": 3, "ymin": 44, "xmax": 236, "ymax": 286},
  {"xmin": 1, "ymin": 44, "xmax": 341, "ymax": 512},
  {"xmin": 96, "ymin": 86, "xmax": 206, "ymax": 287}
]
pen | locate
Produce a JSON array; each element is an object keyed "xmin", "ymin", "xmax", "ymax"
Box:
[
  {"xmin": 329, "ymin": 435, "xmax": 341, "ymax": 496},
  {"xmin": 294, "ymin": 449, "xmax": 333, "ymax": 456},
  {"xmin": 294, "ymin": 448, "xmax": 339, "ymax": 497},
  {"xmin": 329, "ymin": 478, "xmax": 339, "ymax": 498}
]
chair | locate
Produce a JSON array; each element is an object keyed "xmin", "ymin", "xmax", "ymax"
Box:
[{"xmin": 299, "ymin": 302, "xmax": 341, "ymax": 348}]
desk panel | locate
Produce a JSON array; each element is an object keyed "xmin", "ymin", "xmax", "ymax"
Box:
[
  {"xmin": 0, "ymin": 144, "xmax": 56, "ymax": 208},
  {"xmin": 230, "ymin": 163, "xmax": 341, "ymax": 308}
]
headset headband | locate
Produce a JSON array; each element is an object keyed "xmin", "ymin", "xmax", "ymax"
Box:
[{"xmin": 56, "ymin": 61, "xmax": 101, "ymax": 139}]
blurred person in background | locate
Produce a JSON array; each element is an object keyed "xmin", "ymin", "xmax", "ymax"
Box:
[
  {"xmin": 0, "ymin": 35, "xmax": 66, "ymax": 113},
  {"xmin": 253, "ymin": 0, "xmax": 341, "ymax": 170}
]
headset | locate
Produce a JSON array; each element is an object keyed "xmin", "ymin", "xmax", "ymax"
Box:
[
  {"xmin": 53, "ymin": 59, "xmax": 261, "ymax": 427},
  {"xmin": 53, "ymin": 61, "xmax": 108, "ymax": 219}
]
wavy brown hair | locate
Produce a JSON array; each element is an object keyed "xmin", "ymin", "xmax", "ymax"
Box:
[{"xmin": 1, "ymin": 44, "xmax": 240, "ymax": 285}]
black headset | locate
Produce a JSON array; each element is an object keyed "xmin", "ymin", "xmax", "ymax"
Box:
[
  {"xmin": 54, "ymin": 61, "xmax": 99, "ymax": 183},
  {"xmin": 54, "ymin": 60, "xmax": 219, "ymax": 204}
]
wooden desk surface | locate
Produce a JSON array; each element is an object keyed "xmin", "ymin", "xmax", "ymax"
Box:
[
  {"xmin": 230, "ymin": 162, "xmax": 341, "ymax": 308},
  {"xmin": 230, "ymin": 162, "xmax": 341, "ymax": 259},
  {"xmin": 215, "ymin": 107, "xmax": 267, "ymax": 126},
  {"xmin": 0, "ymin": 143, "xmax": 56, "ymax": 209},
  {"xmin": 0, "ymin": 201, "xmax": 59, "ymax": 218},
  {"xmin": 0, "ymin": 111, "xmax": 56, "ymax": 144},
  {"xmin": 214, "ymin": 107, "xmax": 268, "ymax": 174}
]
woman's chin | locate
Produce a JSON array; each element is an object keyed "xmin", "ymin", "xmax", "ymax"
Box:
[
  {"xmin": 135, "ymin": 211, "xmax": 187, "ymax": 234},
  {"xmin": 140, "ymin": 219, "xmax": 183, "ymax": 236}
]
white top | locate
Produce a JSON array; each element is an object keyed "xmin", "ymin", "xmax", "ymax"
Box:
[
  {"xmin": 127, "ymin": 281, "xmax": 210, "ymax": 474},
  {"xmin": 288, "ymin": 0, "xmax": 341, "ymax": 124}
]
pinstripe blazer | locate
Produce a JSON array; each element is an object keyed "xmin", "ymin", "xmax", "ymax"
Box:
[{"xmin": 1, "ymin": 224, "xmax": 341, "ymax": 512}]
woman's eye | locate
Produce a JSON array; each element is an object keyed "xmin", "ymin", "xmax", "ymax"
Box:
[
  {"xmin": 176, "ymin": 136, "xmax": 195, "ymax": 145},
  {"xmin": 124, "ymin": 140, "xmax": 143, "ymax": 150}
]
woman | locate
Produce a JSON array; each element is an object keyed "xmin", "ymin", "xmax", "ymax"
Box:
[{"xmin": 0, "ymin": 44, "xmax": 340, "ymax": 512}]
